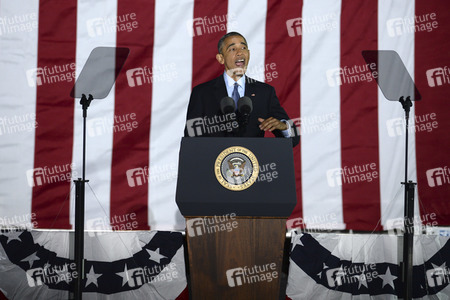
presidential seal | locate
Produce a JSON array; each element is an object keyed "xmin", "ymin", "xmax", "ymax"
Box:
[{"xmin": 214, "ymin": 146, "xmax": 259, "ymax": 191}]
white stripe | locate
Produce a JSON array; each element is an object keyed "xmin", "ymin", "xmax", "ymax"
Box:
[
  {"xmin": 228, "ymin": 0, "xmax": 267, "ymax": 82},
  {"xmin": 378, "ymin": 0, "xmax": 417, "ymax": 228},
  {"xmin": 300, "ymin": 0, "xmax": 345, "ymax": 229},
  {"xmin": 149, "ymin": 0, "xmax": 195, "ymax": 230},
  {"xmin": 71, "ymin": 0, "xmax": 118, "ymax": 229},
  {"xmin": 0, "ymin": 1, "xmax": 39, "ymax": 226}
]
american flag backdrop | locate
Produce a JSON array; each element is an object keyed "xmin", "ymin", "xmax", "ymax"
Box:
[{"xmin": 0, "ymin": 0, "xmax": 449, "ymax": 233}]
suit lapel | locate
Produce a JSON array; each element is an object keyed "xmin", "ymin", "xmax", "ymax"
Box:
[
  {"xmin": 245, "ymin": 76, "xmax": 257, "ymax": 99},
  {"xmin": 213, "ymin": 74, "xmax": 227, "ymax": 103}
]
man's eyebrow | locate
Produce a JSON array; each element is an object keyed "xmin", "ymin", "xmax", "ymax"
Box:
[{"xmin": 225, "ymin": 42, "xmax": 247, "ymax": 50}]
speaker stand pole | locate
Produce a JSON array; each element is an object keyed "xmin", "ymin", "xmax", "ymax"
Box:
[
  {"xmin": 399, "ymin": 96, "xmax": 417, "ymax": 300},
  {"xmin": 73, "ymin": 94, "xmax": 92, "ymax": 300}
]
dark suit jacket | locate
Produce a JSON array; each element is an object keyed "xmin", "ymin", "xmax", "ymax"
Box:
[{"xmin": 184, "ymin": 75, "xmax": 299, "ymax": 147}]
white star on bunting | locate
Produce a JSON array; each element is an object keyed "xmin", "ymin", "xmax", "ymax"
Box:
[
  {"xmin": 353, "ymin": 273, "xmax": 369, "ymax": 289},
  {"xmin": 4, "ymin": 231, "xmax": 22, "ymax": 244},
  {"xmin": 378, "ymin": 267, "xmax": 397, "ymax": 289},
  {"xmin": 147, "ymin": 248, "xmax": 167, "ymax": 263},
  {"xmin": 431, "ymin": 262, "xmax": 446, "ymax": 270},
  {"xmin": 85, "ymin": 266, "xmax": 102, "ymax": 287},
  {"xmin": 20, "ymin": 251, "xmax": 40, "ymax": 268},
  {"xmin": 55, "ymin": 267, "xmax": 72, "ymax": 284},
  {"xmin": 116, "ymin": 264, "xmax": 132, "ymax": 287}
]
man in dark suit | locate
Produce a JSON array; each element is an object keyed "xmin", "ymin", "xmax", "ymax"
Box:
[{"xmin": 184, "ymin": 32, "xmax": 299, "ymax": 147}]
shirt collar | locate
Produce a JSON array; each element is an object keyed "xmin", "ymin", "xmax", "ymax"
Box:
[{"xmin": 223, "ymin": 71, "xmax": 246, "ymax": 88}]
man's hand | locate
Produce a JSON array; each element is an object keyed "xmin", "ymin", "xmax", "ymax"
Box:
[{"xmin": 258, "ymin": 117, "xmax": 288, "ymax": 132}]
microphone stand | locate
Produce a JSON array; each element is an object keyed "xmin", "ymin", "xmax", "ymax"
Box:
[
  {"xmin": 237, "ymin": 112, "xmax": 250, "ymax": 137},
  {"xmin": 237, "ymin": 97, "xmax": 252, "ymax": 137}
]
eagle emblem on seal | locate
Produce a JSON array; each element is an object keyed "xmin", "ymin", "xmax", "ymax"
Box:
[{"xmin": 227, "ymin": 158, "xmax": 246, "ymax": 177}]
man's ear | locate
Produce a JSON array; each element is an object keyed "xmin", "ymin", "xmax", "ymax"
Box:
[{"xmin": 216, "ymin": 53, "xmax": 224, "ymax": 65}]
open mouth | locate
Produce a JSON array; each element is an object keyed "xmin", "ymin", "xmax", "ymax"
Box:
[{"xmin": 235, "ymin": 58, "xmax": 245, "ymax": 67}]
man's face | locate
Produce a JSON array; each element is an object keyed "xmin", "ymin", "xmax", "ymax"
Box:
[{"xmin": 216, "ymin": 35, "xmax": 250, "ymax": 81}]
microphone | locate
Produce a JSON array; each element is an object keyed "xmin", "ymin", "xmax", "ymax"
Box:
[
  {"xmin": 220, "ymin": 96, "xmax": 237, "ymax": 136},
  {"xmin": 220, "ymin": 96, "xmax": 236, "ymax": 114},
  {"xmin": 237, "ymin": 96, "xmax": 252, "ymax": 115},
  {"xmin": 237, "ymin": 96, "xmax": 252, "ymax": 124},
  {"xmin": 237, "ymin": 97, "xmax": 252, "ymax": 137}
]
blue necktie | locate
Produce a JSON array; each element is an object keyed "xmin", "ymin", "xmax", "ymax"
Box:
[{"xmin": 232, "ymin": 83, "xmax": 239, "ymax": 110}]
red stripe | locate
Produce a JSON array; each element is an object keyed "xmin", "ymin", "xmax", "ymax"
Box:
[
  {"xmin": 110, "ymin": 0, "xmax": 155, "ymax": 229},
  {"xmin": 415, "ymin": 1, "xmax": 450, "ymax": 225},
  {"xmin": 340, "ymin": 0, "xmax": 381, "ymax": 230},
  {"xmin": 32, "ymin": 0, "xmax": 77, "ymax": 229},
  {"xmin": 175, "ymin": 287, "xmax": 189, "ymax": 300},
  {"xmin": 191, "ymin": 0, "xmax": 228, "ymax": 88},
  {"xmin": 265, "ymin": 0, "xmax": 303, "ymax": 226}
]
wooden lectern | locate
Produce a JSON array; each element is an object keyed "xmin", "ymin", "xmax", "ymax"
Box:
[{"xmin": 176, "ymin": 137, "xmax": 297, "ymax": 299}]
